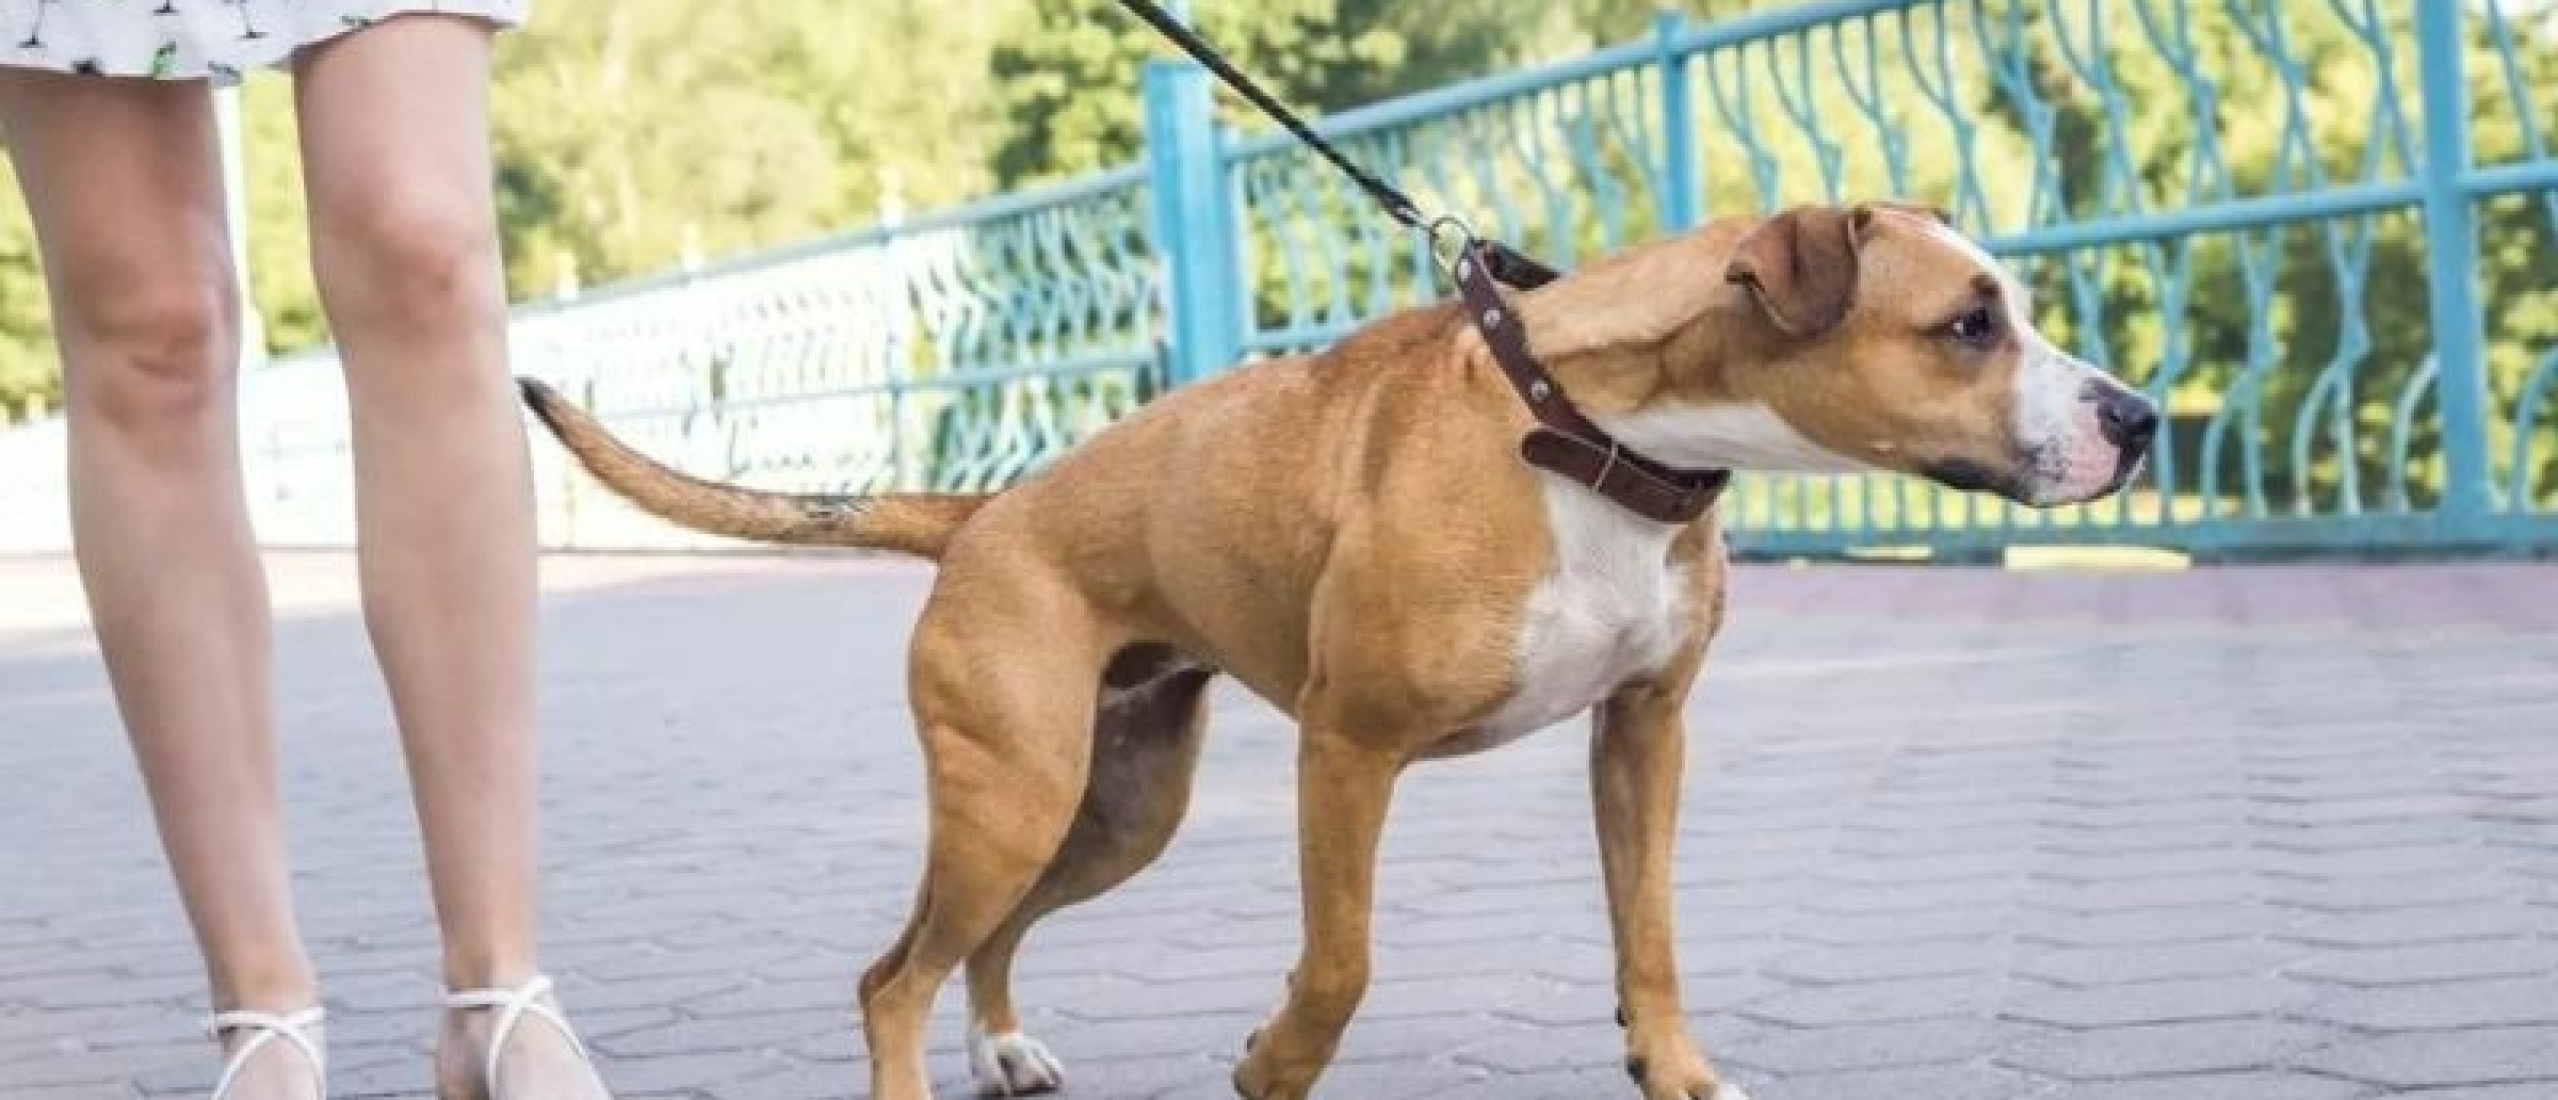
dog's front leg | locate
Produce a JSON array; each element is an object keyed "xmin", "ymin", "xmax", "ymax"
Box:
[
  {"xmin": 1592, "ymin": 692, "xmax": 1746, "ymax": 1100},
  {"xmin": 1232, "ymin": 730, "xmax": 1401, "ymax": 1100}
]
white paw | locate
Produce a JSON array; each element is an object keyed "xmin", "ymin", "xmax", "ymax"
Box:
[
  {"xmin": 1714, "ymin": 1086, "xmax": 1755, "ymax": 1100},
  {"xmin": 966, "ymin": 1024, "xmax": 1065, "ymax": 1097}
]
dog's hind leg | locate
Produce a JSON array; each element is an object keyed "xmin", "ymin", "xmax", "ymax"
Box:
[
  {"xmin": 963, "ymin": 658, "xmax": 1215, "ymax": 1096},
  {"xmin": 858, "ymin": 588, "xmax": 1106, "ymax": 1100}
]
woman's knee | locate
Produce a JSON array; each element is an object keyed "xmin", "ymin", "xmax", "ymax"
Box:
[
  {"xmin": 59, "ymin": 276, "xmax": 241, "ymax": 434},
  {"xmin": 310, "ymin": 184, "xmax": 505, "ymax": 337}
]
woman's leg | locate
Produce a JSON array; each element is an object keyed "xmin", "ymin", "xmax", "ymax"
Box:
[
  {"xmin": 0, "ymin": 72, "xmax": 319, "ymax": 1098},
  {"xmin": 288, "ymin": 15, "xmax": 603, "ymax": 1098}
]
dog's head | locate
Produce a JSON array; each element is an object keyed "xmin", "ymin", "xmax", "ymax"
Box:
[{"xmin": 1603, "ymin": 202, "xmax": 2156, "ymax": 508}]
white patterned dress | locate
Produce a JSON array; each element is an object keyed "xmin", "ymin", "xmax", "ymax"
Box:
[{"xmin": 1, "ymin": 1, "xmax": 526, "ymax": 85}]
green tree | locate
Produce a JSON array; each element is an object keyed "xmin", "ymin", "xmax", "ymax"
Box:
[
  {"xmin": 984, "ymin": 0, "xmax": 1745, "ymax": 187},
  {"xmin": 487, "ymin": 0, "xmax": 1009, "ymax": 298}
]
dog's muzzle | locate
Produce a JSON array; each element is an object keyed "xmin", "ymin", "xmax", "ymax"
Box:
[{"xmin": 1922, "ymin": 382, "xmax": 2159, "ymax": 507}]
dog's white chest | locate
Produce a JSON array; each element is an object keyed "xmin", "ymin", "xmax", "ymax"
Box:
[{"xmin": 1472, "ymin": 479, "xmax": 1690, "ymax": 746}]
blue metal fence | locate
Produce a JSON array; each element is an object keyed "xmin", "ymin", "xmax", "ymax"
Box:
[{"xmin": 2, "ymin": 0, "xmax": 2549, "ymax": 557}]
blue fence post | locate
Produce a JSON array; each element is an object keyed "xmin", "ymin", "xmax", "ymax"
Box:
[
  {"xmin": 1142, "ymin": 58, "xmax": 1244, "ymax": 387},
  {"xmin": 1654, "ymin": 10, "xmax": 1698, "ymax": 233},
  {"xmin": 2414, "ymin": 2, "xmax": 2494, "ymax": 529}
]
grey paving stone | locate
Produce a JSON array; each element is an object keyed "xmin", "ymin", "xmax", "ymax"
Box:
[
  {"xmin": 2274, "ymin": 905, "xmax": 2549, "ymax": 949},
  {"xmin": 2018, "ymin": 903, "xmax": 2274, "ymax": 948},
  {"xmin": 2263, "ymin": 869, "xmax": 2530, "ymax": 914},
  {"xmin": 2252, "ymin": 794, "xmax": 2488, "ymax": 828},
  {"xmin": 2030, "ymin": 820, "xmax": 2255, "ymax": 856},
  {"xmin": 1752, "ymin": 1063, "xmax": 2046, "ymax": 1100},
  {"xmin": 320, "ymin": 967, "xmax": 449, "ymax": 1014},
  {"xmin": 2031, "ymin": 846, "xmax": 2267, "ymax": 884},
  {"xmin": 1782, "ymin": 905, "xmax": 2024, "ymax": 946},
  {"xmin": 1801, "ymin": 877, "xmax": 2031, "ymax": 917},
  {"xmin": 2255, "ymin": 815, "xmax": 2499, "ymax": 853},
  {"xmin": 552, "ymin": 972, "xmax": 761, "ymax": 1014},
  {"xmin": 2258, "ymin": 842, "xmax": 2514, "ymax": 882},
  {"xmin": 1292, "ymin": 1058, "xmax": 1488, "ymax": 1097},
  {"xmin": 2016, "ymin": 871, "xmax": 2267, "ymax": 915},
  {"xmin": 594, "ymin": 1049, "xmax": 793, "ymax": 1093},
  {"xmin": 1762, "ymin": 940, "xmax": 2010, "ymax": 986},
  {"xmin": 1718, "ymin": 1016, "xmax": 2044, "ymax": 1075},
  {"xmin": 9, "ymin": 1086, "xmax": 143, "ymax": 1100},
  {"xmin": 1993, "ymin": 1018, "xmax": 2341, "ymax": 1081},
  {"xmin": 686, "ymin": 977, "xmax": 866, "ymax": 1019},
  {"xmin": 1741, "ymin": 975, "xmax": 2027, "ymax": 1028},
  {"xmin": 1818, "ymin": 852, "xmax": 2043, "ymax": 887},
  {"xmin": 326, "ymin": 1057, "xmax": 434, "ymax": 1100},
  {"xmin": 2291, "ymin": 977, "xmax": 2558, "ymax": 1031},
  {"xmin": 1431, "ymin": 1065, "xmax": 1631, "ymax": 1099},
  {"xmin": 2001, "ymin": 975, "xmax": 2316, "ymax": 1029},
  {"xmin": 1018, "ymin": 1010, "xmax": 1263, "ymax": 1063},
  {"xmin": 1446, "ymin": 1020, "xmax": 1620, "ymax": 1076},
  {"xmin": 2365, "ymin": 1086, "xmax": 2558, "ymax": 1100},
  {"xmin": 2285, "ymin": 938, "xmax": 2558, "ymax": 988},
  {"xmin": 117, "ymin": 1041, "xmax": 260, "ymax": 1096},
  {"xmin": 593, "ymin": 1009, "xmax": 846, "ymax": 1058},
  {"xmin": 7, "ymin": 1048, "xmax": 137, "ymax": 1091},
  {"xmin": 2045, "ymin": 1072, "xmax": 2367, "ymax": 1100},
  {"xmin": 2294, "ymin": 1025, "xmax": 2558, "ymax": 1089},
  {"xmin": 2017, "ymin": 938, "xmax": 2307, "ymax": 988}
]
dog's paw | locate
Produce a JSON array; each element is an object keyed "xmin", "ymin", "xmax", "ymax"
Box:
[
  {"xmin": 1230, "ymin": 1060, "xmax": 1309, "ymax": 1100},
  {"xmin": 967, "ymin": 1025, "xmax": 1064, "ymax": 1097},
  {"xmin": 1232, "ymin": 1031, "xmax": 1318, "ymax": 1100},
  {"xmin": 1623, "ymin": 1046, "xmax": 1732, "ymax": 1100}
]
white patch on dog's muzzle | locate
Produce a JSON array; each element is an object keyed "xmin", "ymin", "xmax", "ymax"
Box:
[{"xmin": 2013, "ymin": 341, "xmax": 2146, "ymax": 506}]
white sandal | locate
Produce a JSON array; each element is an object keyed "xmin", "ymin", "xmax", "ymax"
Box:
[
  {"xmin": 206, "ymin": 1005, "xmax": 327, "ymax": 1100},
  {"xmin": 443, "ymin": 974, "xmax": 601, "ymax": 1100}
]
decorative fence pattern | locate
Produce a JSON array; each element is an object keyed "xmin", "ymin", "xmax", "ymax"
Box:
[{"xmin": 2, "ymin": 0, "xmax": 2551, "ymax": 557}]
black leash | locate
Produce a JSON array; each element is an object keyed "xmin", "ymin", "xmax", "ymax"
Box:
[
  {"xmin": 1111, "ymin": 0, "xmax": 1564, "ymax": 290},
  {"xmin": 1110, "ymin": 0, "xmax": 1728, "ymax": 522},
  {"xmin": 1112, "ymin": 0, "xmax": 1427, "ymax": 231}
]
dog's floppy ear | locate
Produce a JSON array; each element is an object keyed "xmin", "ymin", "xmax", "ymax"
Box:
[{"xmin": 1724, "ymin": 204, "xmax": 1864, "ymax": 338}]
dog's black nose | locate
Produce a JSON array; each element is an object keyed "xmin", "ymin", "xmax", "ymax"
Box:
[{"xmin": 2097, "ymin": 389, "xmax": 2160, "ymax": 451}]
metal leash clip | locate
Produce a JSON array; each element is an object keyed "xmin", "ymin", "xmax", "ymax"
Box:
[{"xmin": 1424, "ymin": 213, "xmax": 1480, "ymax": 291}]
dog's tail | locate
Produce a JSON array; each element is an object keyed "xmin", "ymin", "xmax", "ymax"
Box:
[{"xmin": 518, "ymin": 378, "xmax": 986, "ymax": 560}]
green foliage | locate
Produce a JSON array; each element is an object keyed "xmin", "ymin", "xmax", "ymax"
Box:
[
  {"xmin": 241, "ymin": 76, "xmax": 321, "ymax": 354},
  {"xmin": 486, "ymin": 0, "xmax": 1010, "ymax": 301},
  {"xmin": 0, "ymin": 166, "xmax": 50, "ymax": 420},
  {"xmin": 985, "ymin": 0, "xmax": 1758, "ymax": 187}
]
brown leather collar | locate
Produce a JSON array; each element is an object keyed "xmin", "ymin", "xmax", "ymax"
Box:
[{"xmin": 1451, "ymin": 240, "xmax": 1731, "ymax": 525}]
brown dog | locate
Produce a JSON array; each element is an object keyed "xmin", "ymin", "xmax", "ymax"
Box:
[{"xmin": 521, "ymin": 202, "xmax": 2156, "ymax": 1100}]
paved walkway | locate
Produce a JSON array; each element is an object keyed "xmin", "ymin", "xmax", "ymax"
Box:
[{"xmin": 3, "ymin": 554, "xmax": 2554, "ymax": 1099}]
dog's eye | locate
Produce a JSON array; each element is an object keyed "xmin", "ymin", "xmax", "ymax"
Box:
[{"xmin": 1941, "ymin": 304, "xmax": 2001, "ymax": 347}]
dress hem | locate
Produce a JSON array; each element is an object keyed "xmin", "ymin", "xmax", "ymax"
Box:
[{"xmin": 0, "ymin": 4, "xmax": 523, "ymax": 86}]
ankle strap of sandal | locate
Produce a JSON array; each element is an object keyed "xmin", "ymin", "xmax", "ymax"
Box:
[
  {"xmin": 445, "ymin": 974, "xmax": 588, "ymax": 1100},
  {"xmin": 206, "ymin": 1006, "xmax": 327, "ymax": 1100}
]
